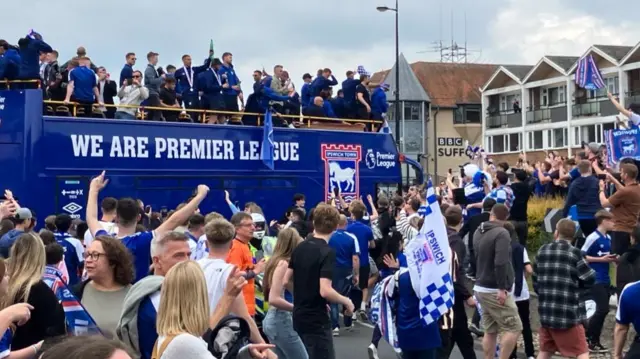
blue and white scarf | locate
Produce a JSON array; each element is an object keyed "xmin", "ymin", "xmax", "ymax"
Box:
[{"xmin": 369, "ymin": 269, "xmax": 405, "ymax": 354}]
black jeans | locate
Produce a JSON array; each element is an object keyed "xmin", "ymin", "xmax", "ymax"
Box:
[
  {"xmin": 511, "ymin": 300, "xmax": 534, "ymax": 358},
  {"xmin": 438, "ymin": 300, "xmax": 476, "ymax": 359},
  {"xmin": 511, "ymin": 221, "xmax": 528, "ymax": 247},
  {"xmin": 578, "ymin": 219, "xmax": 598, "ymax": 239},
  {"xmin": 145, "ymin": 93, "xmax": 162, "ymax": 121},
  {"xmin": 626, "ymin": 340, "xmax": 640, "ymax": 358},
  {"xmin": 586, "ymin": 283, "xmax": 610, "ymax": 343},
  {"xmin": 611, "ymin": 231, "xmax": 631, "ymax": 255},
  {"xmin": 298, "ymin": 326, "xmax": 335, "ymax": 359}
]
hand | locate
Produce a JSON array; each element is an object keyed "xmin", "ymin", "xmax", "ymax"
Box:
[
  {"xmin": 223, "ymin": 83, "xmax": 229, "ymax": 88},
  {"xmin": 367, "ymin": 194, "xmax": 373, "ymax": 203},
  {"xmin": 254, "ymin": 258, "xmax": 266, "ymax": 274},
  {"xmin": 269, "ymin": 220, "xmax": 278, "ymax": 227},
  {"xmin": 365, "ymin": 105, "xmax": 371, "ymax": 113},
  {"xmin": 196, "ymin": 185, "xmax": 210, "ymax": 197},
  {"xmin": 232, "ymin": 85, "xmax": 240, "ymax": 91},
  {"xmin": 343, "ymin": 298, "xmax": 355, "ymax": 317},
  {"xmin": 0, "ymin": 201, "xmax": 17, "ymax": 219},
  {"xmin": 98, "ymin": 101, "xmax": 105, "ymax": 107},
  {"xmin": 383, "ymin": 254, "xmax": 400, "ymax": 269},
  {"xmin": 225, "ymin": 190, "xmax": 231, "ymax": 202},
  {"xmin": 133, "ymin": 78, "xmax": 141, "ymax": 86},
  {"xmin": 4, "ymin": 190, "xmax": 14, "ymax": 202},
  {"xmin": 599, "ymin": 180, "xmax": 606, "ymax": 192},
  {"xmin": 161, "ymin": 74, "xmax": 166, "ymax": 79},
  {"xmin": 1, "ymin": 303, "xmax": 33, "ymax": 326},
  {"xmin": 63, "ymin": 98, "xmax": 71, "ymax": 105},
  {"xmin": 352, "ymin": 274, "xmax": 359, "ymax": 287},
  {"xmin": 90, "ymin": 171, "xmax": 109, "ymax": 192},
  {"xmin": 607, "ymin": 91, "xmax": 614, "ymax": 100},
  {"xmin": 465, "ymin": 297, "xmax": 476, "ymax": 307},
  {"xmin": 224, "ymin": 266, "xmax": 247, "ymax": 298},
  {"xmin": 496, "ymin": 289, "xmax": 507, "ymax": 306},
  {"xmin": 247, "ymin": 344, "xmax": 276, "ymax": 359}
]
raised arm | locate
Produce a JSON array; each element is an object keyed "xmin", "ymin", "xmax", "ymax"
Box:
[
  {"xmin": 86, "ymin": 171, "xmax": 109, "ymax": 236},
  {"xmin": 155, "ymin": 185, "xmax": 209, "ymax": 236}
]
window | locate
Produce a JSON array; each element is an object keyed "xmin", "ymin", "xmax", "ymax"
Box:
[
  {"xmin": 465, "ymin": 107, "xmax": 481, "ymax": 123},
  {"xmin": 542, "ymin": 86, "xmax": 567, "ymax": 106},
  {"xmin": 500, "ymin": 94, "xmax": 517, "ymax": 112},
  {"xmin": 527, "ymin": 131, "xmax": 544, "ymax": 150},
  {"xmin": 550, "ymin": 128, "xmax": 567, "ymax": 148},
  {"xmin": 509, "ymin": 133, "xmax": 521, "ymax": 152},
  {"xmin": 571, "ymin": 123, "xmax": 615, "ymax": 145},
  {"xmin": 588, "ymin": 76, "xmax": 618, "ymax": 98},
  {"xmin": 403, "ymin": 102, "xmax": 421, "ymax": 121},
  {"xmin": 581, "ymin": 124, "xmax": 597, "ymax": 143},
  {"xmin": 485, "ymin": 136, "xmax": 492, "ymax": 153},
  {"xmin": 492, "ymin": 135, "xmax": 505, "ymax": 153}
]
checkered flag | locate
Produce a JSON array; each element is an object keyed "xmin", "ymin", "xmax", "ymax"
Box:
[{"xmin": 405, "ymin": 180, "xmax": 455, "ymax": 325}]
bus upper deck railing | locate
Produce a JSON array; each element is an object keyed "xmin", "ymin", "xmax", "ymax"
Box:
[{"xmin": 0, "ymin": 79, "xmax": 380, "ymax": 132}]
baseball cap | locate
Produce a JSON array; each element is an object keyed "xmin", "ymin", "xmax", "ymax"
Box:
[{"xmin": 15, "ymin": 208, "xmax": 32, "ymax": 220}]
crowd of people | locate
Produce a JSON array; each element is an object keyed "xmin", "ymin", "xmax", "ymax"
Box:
[{"xmin": 0, "ymin": 32, "xmax": 390, "ymax": 129}]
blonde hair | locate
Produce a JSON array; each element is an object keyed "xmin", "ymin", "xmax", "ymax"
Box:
[
  {"xmin": 156, "ymin": 261, "xmax": 209, "ymax": 337},
  {"xmin": 2, "ymin": 233, "xmax": 46, "ymax": 308},
  {"xmin": 263, "ymin": 228, "xmax": 302, "ymax": 297}
]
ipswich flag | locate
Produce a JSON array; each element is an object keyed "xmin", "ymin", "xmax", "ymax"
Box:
[
  {"xmin": 43, "ymin": 266, "xmax": 102, "ymax": 336},
  {"xmin": 575, "ymin": 54, "xmax": 605, "ymax": 90},
  {"xmin": 405, "ymin": 180, "xmax": 454, "ymax": 325}
]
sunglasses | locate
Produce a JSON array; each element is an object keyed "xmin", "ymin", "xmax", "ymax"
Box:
[{"xmin": 132, "ymin": 75, "xmax": 141, "ymax": 78}]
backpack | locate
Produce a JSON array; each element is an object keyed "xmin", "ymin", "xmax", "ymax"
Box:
[
  {"xmin": 151, "ymin": 334, "xmax": 177, "ymax": 359},
  {"xmin": 204, "ymin": 315, "xmax": 251, "ymax": 359}
]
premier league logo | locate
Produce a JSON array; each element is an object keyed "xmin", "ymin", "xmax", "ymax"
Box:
[
  {"xmin": 365, "ymin": 149, "xmax": 376, "ymax": 169},
  {"xmin": 321, "ymin": 144, "xmax": 362, "ymax": 203}
]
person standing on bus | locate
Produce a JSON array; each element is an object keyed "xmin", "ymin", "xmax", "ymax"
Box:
[
  {"xmin": 198, "ymin": 58, "xmax": 224, "ymax": 124},
  {"xmin": 64, "ymin": 57, "xmax": 102, "ymax": 116},
  {"xmin": 174, "ymin": 54, "xmax": 210, "ymax": 111},
  {"xmin": 218, "ymin": 52, "xmax": 241, "ymax": 120},
  {"xmin": 355, "ymin": 74, "xmax": 372, "ymax": 120},
  {"xmin": 85, "ymin": 171, "xmax": 211, "ymax": 283},
  {"xmin": 17, "ymin": 31, "xmax": 52, "ymax": 83}
]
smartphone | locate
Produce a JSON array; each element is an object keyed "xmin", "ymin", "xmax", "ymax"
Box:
[
  {"xmin": 597, "ymin": 174, "xmax": 607, "ymax": 180},
  {"xmin": 145, "ymin": 205, "xmax": 151, "ymax": 213},
  {"xmin": 333, "ymin": 187, "xmax": 340, "ymax": 197},
  {"xmin": 448, "ymin": 168, "xmax": 452, "ymax": 174},
  {"xmin": 160, "ymin": 206, "xmax": 168, "ymax": 217},
  {"xmin": 126, "ymin": 78, "xmax": 133, "ymax": 86}
]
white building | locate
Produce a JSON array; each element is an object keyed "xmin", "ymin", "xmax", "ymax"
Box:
[{"xmin": 480, "ymin": 43, "xmax": 640, "ymax": 162}]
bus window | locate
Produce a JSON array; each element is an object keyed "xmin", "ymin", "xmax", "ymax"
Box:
[
  {"xmin": 401, "ymin": 162, "xmax": 420, "ymax": 187},
  {"xmin": 375, "ymin": 183, "xmax": 398, "ymax": 200}
]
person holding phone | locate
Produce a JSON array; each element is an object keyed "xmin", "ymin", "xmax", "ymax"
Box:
[{"xmin": 115, "ymin": 70, "xmax": 149, "ymax": 120}]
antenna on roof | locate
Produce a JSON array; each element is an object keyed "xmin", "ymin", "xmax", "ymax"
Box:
[{"xmin": 417, "ymin": 6, "xmax": 482, "ymax": 63}]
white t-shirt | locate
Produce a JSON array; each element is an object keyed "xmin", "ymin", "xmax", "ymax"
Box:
[
  {"xmin": 157, "ymin": 333, "xmax": 213, "ymax": 359},
  {"xmin": 198, "ymin": 257, "xmax": 234, "ymax": 314},
  {"xmin": 513, "ymin": 249, "xmax": 531, "ymax": 302},
  {"xmin": 65, "ymin": 236, "xmax": 85, "ymax": 262},
  {"xmin": 84, "ymin": 221, "xmax": 118, "ymax": 247}
]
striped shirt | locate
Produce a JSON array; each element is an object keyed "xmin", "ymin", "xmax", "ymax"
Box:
[{"xmin": 484, "ymin": 185, "xmax": 515, "ymax": 210}]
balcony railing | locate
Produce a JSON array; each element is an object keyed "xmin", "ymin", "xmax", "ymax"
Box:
[
  {"xmin": 572, "ymin": 97, "xmax": 618, "ymax": 118},
  {"xmin": 626, "ymin": 91, "xmax": 640, "ymax": 107},
  {"xmin": 526, "ymin": 106, "xmax": 568, "ymax": 124},
  {"xmin": 486, "ymin": 111, "xmax": 521, "ymax": 129}
]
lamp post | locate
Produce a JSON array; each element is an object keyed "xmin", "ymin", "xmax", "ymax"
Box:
[{"xmin": 377, "ymin": 0, "xmax": 400, "ymax": 148}]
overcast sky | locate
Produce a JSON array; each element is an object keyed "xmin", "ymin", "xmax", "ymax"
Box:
[{"xmin": 2, "ymin": 0, "xmax": 639, "ymax": 90}]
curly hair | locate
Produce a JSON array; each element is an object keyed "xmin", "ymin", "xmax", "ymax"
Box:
[{"xmin": 93, "ymin": 235, "xmax": 134, "ymax": 285}]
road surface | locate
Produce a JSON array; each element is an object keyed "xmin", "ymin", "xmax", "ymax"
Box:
[{"xmin": 334, "ymin": 320, "xmax": 485, "ymax": 359}]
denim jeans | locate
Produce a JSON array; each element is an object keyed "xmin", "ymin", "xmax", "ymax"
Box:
[
  {"xmin": 263, "ymin": 308, "xmax": 309, "ymax": 359},
  {"xmin": 330, "ymin": 267, "xmax": 353, "ymax": 329},
  {"xmin": 114, "ymin": 111, "xmax": 136, "ymax": 120}
]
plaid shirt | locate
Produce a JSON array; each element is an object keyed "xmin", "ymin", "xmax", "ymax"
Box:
[
  {"xmin": 533, "ymin": 240, "xmax": 595, "ymax": 329},
  {"xmin": 484, "ymin": 185, "xmax": 515, "ymax": 210}
]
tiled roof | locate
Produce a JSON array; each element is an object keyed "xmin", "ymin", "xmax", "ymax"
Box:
[
  {"xmin": 371, "ymin": 61, "xmax": 498, "ymax": 107},
  {"xmin": 503, "ymin": 65, "xmax": 533, "ymax": 80},
  {"xmin": 593, "ymin": 45, "xmax": 633, "ymax": 62},
  {"xmin": 545, "ymin": 56, "xmax": 579, "ymax": 72},
  {"xmin": 380, "ymin": 53, "xmax": 431, "ymax": 102}
]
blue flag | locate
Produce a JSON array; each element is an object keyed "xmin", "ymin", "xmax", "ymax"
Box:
[
  {"xmin": 605, "ymin": 127, "xmax": 640, "ymax": 165},
  {"xmin": 261, "ymin": 110, "xmax": 275, "ymax": 170}
]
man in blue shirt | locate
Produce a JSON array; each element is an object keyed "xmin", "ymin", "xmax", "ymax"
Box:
[
  {"xmin": 346, "ymin": 200, "xmax": 374, "ymax": 321},
  {"xmin": 0, "ymin": 208, "xmax": 33, "ymax": 258},
  {"xmin": 300, "ymin": 73, "xmax": 313, "ymax": 108},
  {"xmin": 218, "ymin": 52, "xmax": 241, "ymax": 121},
  {"xmin": 85, "ymin": 171, "xmax": 210, "ymax": 283},
  {"xmin": 328, "ymin": 214, "xmax": 360, "ymax": 334},
  {"xmin": 64, "ymin": 57, "xmax": 101, "ymax": 116},
  {"xmin": 341, "ymin": 71, "xmax": 360, "ymax": 118},
  {"xmin": 174, "ymin": 53, "xmax": 211, "ymax": 112},
  {"xmin": 395, "ymin": 269, "xmax": 442, "ymax": 358},
  {"xmin": 54, "ymin": 214, "xmax": 85, "ymax": 286},
  {"xmin": 581, "ymin": 209, "xmax": 616, "ymax": 352},
  {"xmin": 119, "ymin": 52, "xmax": 136, "ymax": 86},
  {"xmin": 614, "ymin": 280, "xmax": 640, "ymax": 358}
]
